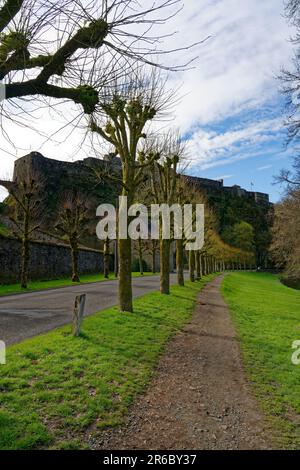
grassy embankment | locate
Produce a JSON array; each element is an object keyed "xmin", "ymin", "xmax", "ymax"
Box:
[
  {"xmin": 222, "ymin": 272, "xmax": 300, "ymax": 449},
  {"xmin": 0, "ymin": 272, "xmax": 154, "ymax": 297},
  {"xmin": 0, "ymin": 275, "xmax": 216, "ymax": 450}
]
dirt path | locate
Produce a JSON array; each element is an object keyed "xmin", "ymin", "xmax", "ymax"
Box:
[{"xmin": 90, "ymin": 275, "xmax": 272, "ymax": 450}]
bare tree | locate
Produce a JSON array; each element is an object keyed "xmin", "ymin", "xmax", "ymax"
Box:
[
  {"xmin": 2, "ymin": 168, "xmax": 43, "ymax": 288},
  {"xmin": 89, "ymin": 70, "xmax": 174, "ymax": 311},
  {"xmin": 103, "ymin": 236, "xmax": 110, "ymax": 278},
  {"xmin": 147, "ymin": 130, "xmax": 184, "ymax": 294},
  {"xmin": 280, "ymin": 0, "xmax": 300, "ymax": 142},
  {"xmin": 270, "ymin": 188, "xmax": 300, "ymax": 281},
  {"xmin": 136, "ymin": 236, "xmax": 150, "ymax": 276},
  {"xmin": 55, "ymin": 191, "xmax": 90, "ymax": 282},
  {"xmin": 274, "ymin": 154, "xmax": 300, "ymax": 188},
  {"xmin": 0, "ymin": 0, "xmax": 201, "ymax": 135},
  {"xmin": 188, "ymin": 249, "xmax": 195, "ymax": 282},
  {"xmin": 276, "ymin": 2, "xmax": 300, "ymax": 194},
  {"xmin": 175, "ymin": 177, "xmax": 207, "ymax": 286},
  {"xmin": 149, "ymin": 239, "xmax": 159, "ymax": 274}
]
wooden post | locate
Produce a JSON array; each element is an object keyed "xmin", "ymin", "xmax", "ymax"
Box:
[{"xmin": 73, "ymin": 294, "xmax": 86, "ymax": 337}]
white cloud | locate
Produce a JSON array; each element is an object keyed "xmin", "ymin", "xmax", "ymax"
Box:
[
  {"xmin": 185, "ymin": 117, "xmax": 284, "ymax": 169},
  {"xmin": 0, "ymin": 0, "xmax": 294, "ymax": 198},
  {"xmin": 257, "ymin": 164, "xmax": 273, "ymax": 171},
  {"xmin": 166, "ymin": 0, "xmax": 292, "ymax": 129},
  {"xmin": 0, "ymin": 187, "xmax": 8, "ymax": 202},
  {"xmin": 214, "ymin": 174, "xmax": 234, "ymax": 180}
]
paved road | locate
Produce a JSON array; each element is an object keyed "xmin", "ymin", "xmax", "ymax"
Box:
[{"xmin": 0, "ymin": 274, "xmax": 181, "ymax": 346}]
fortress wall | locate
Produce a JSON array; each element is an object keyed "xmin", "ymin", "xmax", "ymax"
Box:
[
  {"xmin": 12, "ymin": 152, "xmax": 270, "ymax": 206},
  {"xmin": 0, "ymin": 235, "xmax": 104, "ymax": 284}
]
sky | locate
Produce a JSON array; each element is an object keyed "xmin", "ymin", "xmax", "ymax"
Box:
[{"xmin": 0, "ymin": 0, "xmax": 296, "ymax": 203}]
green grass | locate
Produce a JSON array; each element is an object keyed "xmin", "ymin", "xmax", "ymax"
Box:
[
  {"xmin": 0, "ymin": 223, "xmax": 10, "ymax": 237},
  {"xmin": 0, "ymin": 275, "xmax": 215, "ymax": 450},
  {"xmin": 0, "ymin": 272, "xmax": 154, "ymax": 297},
  {"xmin": 222, "ymin": 272, "xmax": 300, "ymax": 449}
]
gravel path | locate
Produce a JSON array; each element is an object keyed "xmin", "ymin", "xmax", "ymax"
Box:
[{"xmin": 90, "ymin": 275, "xmax": 272, "ymax": 450}]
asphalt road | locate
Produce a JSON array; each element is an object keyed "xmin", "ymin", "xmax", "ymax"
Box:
[{"xmin": 0, "ymin": 274, "xmax": 180, "ymax": 346}]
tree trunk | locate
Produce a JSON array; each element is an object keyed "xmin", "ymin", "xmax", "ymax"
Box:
[
  {"xmin": 71, "ymin": 241, "xmax": 80, "ymax": 282},
  {"xmin": 206, "ymin": 256, "xmax": 210, "ymax": 275},
  {"xmin": 104, "ymin": 237, "xmax": 110, "ymax": 279},
  {"xmin": 138, "ymin": 238, "xmax": 144, "ymax": 276},
  {"xmin": 189, "ymin": 250, "xmax": 195, "ymax": 282},
  {"xmin": 203, "ymin": 255, "xmax": 207, "ymax": 276},
  {"xmin": 21, "ymin": 208, "xmax": 30, "ymax": 289},
  {"xmin": 114, "ymin": 199, "xmax": 119, "ymax": 278},
  {"xmin": 20, "ymin": 236, "xmax": 29, "ymax": 289},
  {"xmin": 152, "ymin": 240, "xmax": 157, "ymax": 274},
  {"xmin": 160, "ymin": 238, "xmax": 170, "ymax": 294},
  {"xmin": 196, "ymin": 251, "xmax": 201, "ymax": 280},
  {"xmin": 114, "ymin": 239, "xmax": 119, "ymax": 278},
  {"xmin": 176, "ymin": 239, "xmax": 184, "ymax": 286},
  {"xmin": 119, "ymin": 237, "xmax": 133, "ymax": 312}
]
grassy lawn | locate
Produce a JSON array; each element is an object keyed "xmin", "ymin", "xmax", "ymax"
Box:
[
  {"xmin": 0, "ymin": 275, "xmax": 215, "ymax": 450},
  {"xmin": 0, "ymin": 272, "xmax": 154, "ymax": 297},
  {"xmin": 222, "ymin": 272, "xmax": 300, "ymax": 449}
]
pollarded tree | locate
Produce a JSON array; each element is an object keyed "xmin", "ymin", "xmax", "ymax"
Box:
[
  {"xmin": 103, "ymin": 237, "xmax": 110, "ymax": 279},
  {"xmin": 176, "ymin": 177, "xmax": 208, "ymax": 284},
  {"xmin": 89, "ymin": 71, "xmax": 173, "ymax": 311},
  {"xmin": 0, "ymin": 168, "xmax": 43, "ymax": 288},
  {"xmin": 55, "ymin": 191, "xmax": 90, "ymax": 282},
  {"xmin": 0, "ymin": 0, "xmax": 196, "ymax": 126},
  {"xmin": 147, "ymin": 131, "xmax": 184, "ymax": 294}
]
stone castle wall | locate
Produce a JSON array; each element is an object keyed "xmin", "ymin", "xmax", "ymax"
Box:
[
  {"xmin": 0, "ymin": 235, "xmax": 104, "ymax": 284},
  {"xmin": 13, "ymin": 152, "xmax": 270, "ymax": 205}
]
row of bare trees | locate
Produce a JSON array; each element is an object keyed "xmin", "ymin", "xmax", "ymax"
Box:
[
  {"xmin": 0, "ymin": 0, "xmax": 200, "ymax": 298},
  {"xmin": 0, "ymin": 0, "xmax": 253, "ymax": 305},
  {"xmin": 3, "ymin": 172, "xmax": 91, "ymax": 288}
]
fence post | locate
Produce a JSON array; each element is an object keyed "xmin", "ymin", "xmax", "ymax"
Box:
[{"xmin": 73, "ymin": 294, "xmax": 86, "ymax": 337}]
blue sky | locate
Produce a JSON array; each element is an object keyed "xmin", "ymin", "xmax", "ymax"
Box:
[
  {"xmin": 185, "ymin": 98, "xmax": 291, "ymax": 202},
  {"xmin": 165, "ymin": 0, "xmax": 295, "ymax": 203},
  {"xmin": 0, "ymin": 0, "xmax": 296, "ymax": 203}
]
